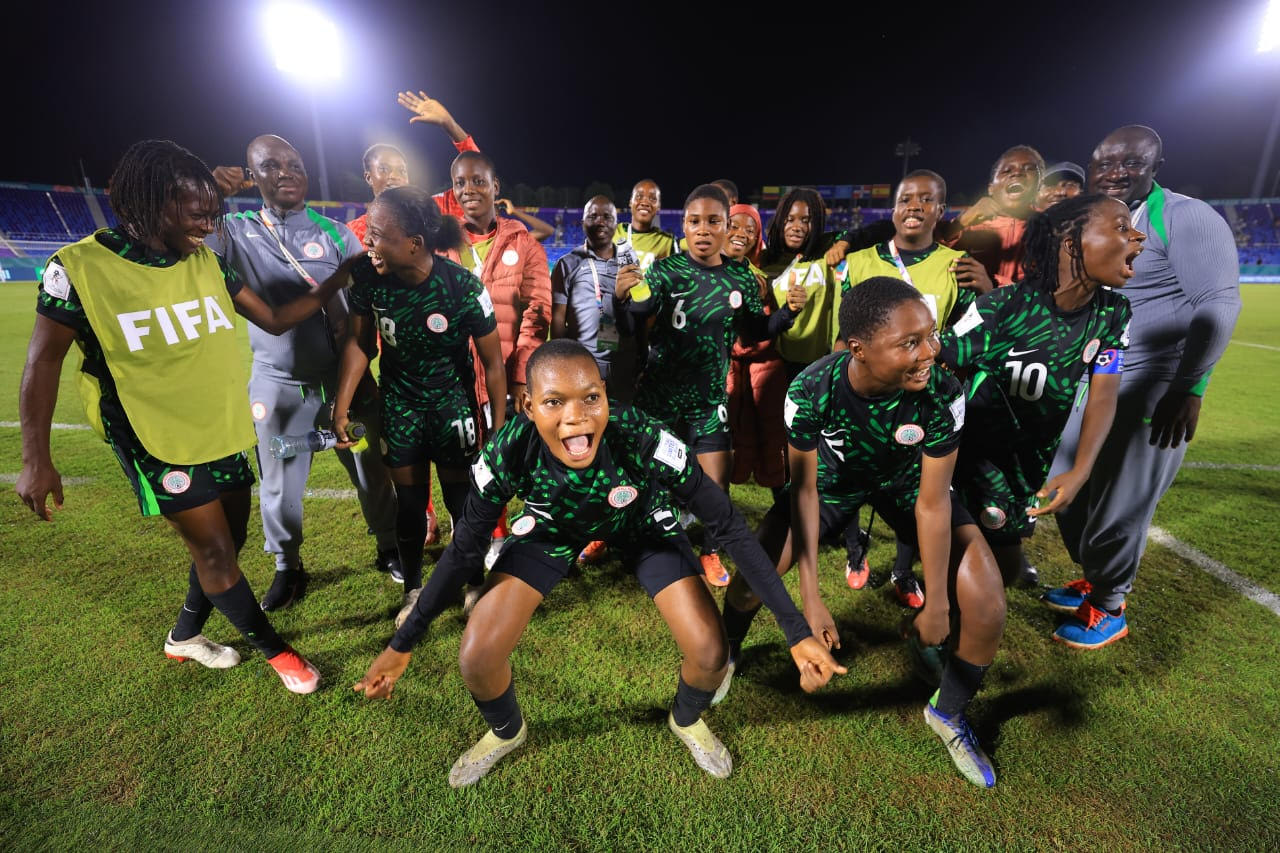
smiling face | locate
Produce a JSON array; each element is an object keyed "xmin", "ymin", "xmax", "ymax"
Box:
[
  {"xmin": 682, "ymin": 197, "xmax": 728, "ymax": 263},
  {"xmin": 989, "ymin": 150, "xmax": 1041, "ymax": 217},
  {"xmin": 782, "ymin": 200, "xmax": 813, "ymax": 252},
  {"xmin": 365, "ymin": 149, "xmax": 409, "ymax": 197},
  {"xmin": 248, "ymin": 137, "xmax": 308, "ymax": 210},
  {"xmin": 1037, "ymin": 176, "xmax": 1082, "ymax": 210},
  {"xmin": 725, "ymin": 212, "xmax": 758, "ymax": 261},
  {"xmin": 155, "ymin": 181, "xmax": 220, "ymax": 257},
  {"xmin": 892, "ymin": 176, "xmax": 944, "ymax": 246},
  {"xmin": 1088, "ymin": 130, "xmax": 1162, "ymax": 204},
  {"xmin": 848, "ymin": 297, "xmax": 939, "ymax": 395},
  {"xmin": 526, "ymin": 354, "xmax": 610, "ymax": 469},
  {"xmin": 582, "ymin": 199, "xmax": 617, "ymax": 252},
  {"xmin": 1070, "ymin": 198, "xmax": 1147, "ymax": 288},
  {"xmin": 452, "ymin": 158, "xmax": 498, "ymax": 225},
  {"xmin": 630, "ymin": 181, "xmax": 660, "ymax": 229},
  {"xmin": 362, "ymin": 200, "xmax": 422, "ymax": 276}
]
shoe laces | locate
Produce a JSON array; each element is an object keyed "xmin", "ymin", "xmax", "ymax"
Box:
[
  {"xmin": 1063, "ymin": 578, "xmax": 1093, "ymax": 594},
  {"xmin": 946, "ymin": 714, "xmax": 981, "ymax": 754},
  {"xmin": 1075, "ymin": 601, "xmax": 1106, "ymax": 629}
]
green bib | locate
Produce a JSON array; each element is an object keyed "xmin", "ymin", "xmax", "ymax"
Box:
[{"xmin": 57, "ymin": 234, "xmax": 256, "ymax": 464}]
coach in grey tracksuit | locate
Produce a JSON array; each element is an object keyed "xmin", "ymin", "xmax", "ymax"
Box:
[
  {"xmin": 209, "ymin": 135, "xmax": 397, "ymax": 606},
  {"xmin": 1049, "ymin": 125, "xmax": 1240, "ymax": 617}
]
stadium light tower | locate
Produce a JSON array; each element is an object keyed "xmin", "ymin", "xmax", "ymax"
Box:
[
  {"xmin": 1253, "ymin": 0, "xmax": 1280, "ymax": 197},
  {"xmin": 262, "ymin": 3, "xmax": 341, "ymax": 201}
]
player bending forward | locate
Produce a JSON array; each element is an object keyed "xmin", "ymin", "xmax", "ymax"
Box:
[{"xmin": 353, "ymin": 339, "xmax": 845, "ymax": 785}]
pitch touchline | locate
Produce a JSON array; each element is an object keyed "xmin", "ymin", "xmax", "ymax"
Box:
[
  {"xmin": 1148, "ymin": 527, "xmax": 1280, "ymax": 617},
  {"xmin": 0, "ymin": 421, "xmax": 92, "ymax": 430},
  {"xmin": 1182, "ymin": 461, "xmax": 1280, "ymax": 471},
  {"xmin": 1232, "ymin": 340, "xmax": 1280, "ymax": 352}
]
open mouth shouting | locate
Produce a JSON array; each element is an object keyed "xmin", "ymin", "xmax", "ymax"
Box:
[{"xmin": 561, "ymin": 431, "xmax": 595, "ymax": 462}]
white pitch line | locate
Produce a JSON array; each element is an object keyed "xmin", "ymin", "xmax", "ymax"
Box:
[
  {"xmin": 1183, "ymin": 461, "xmax": 1280, "ymax": 472},
  {"xmin": 1232, "ymin": 341, "xmax": 1280, "ymax": 352},
  {"xmin": 1149, "ymin": 526, "xmax": 1280, "ymax": 618},
  {"xmin": 0, "ymin": 421, "xmax": 92, "ymax": 430},
  {"xmin": 0, "ymin": 473, "xmax": 96, "ymax": 485}
]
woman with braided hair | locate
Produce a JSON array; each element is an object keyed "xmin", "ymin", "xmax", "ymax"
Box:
[{"xmin": 16, "ymin": 139, "xmax": 356, "ymax": 693}]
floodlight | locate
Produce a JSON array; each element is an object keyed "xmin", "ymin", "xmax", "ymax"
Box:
[
  {"xmin": 263, "ymin": 3, "xmax": 341, "ymax": 80},
  {"xmin": 1260, "ymin": 0, "xmax": 1280, "ymax": 53}
]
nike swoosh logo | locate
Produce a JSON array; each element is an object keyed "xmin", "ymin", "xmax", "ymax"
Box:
[
  {"xmin": 1007, "ymin": 348, "xmax": 1038, "ymax": 357},
  {"xmin": 524, "ymin": 501, "xmax": 553, "ymax": 519}
]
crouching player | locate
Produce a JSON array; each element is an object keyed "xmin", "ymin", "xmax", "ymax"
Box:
[
  {"xmin": 352, "ymin": 340, "xmax": 845, "ymax": 785},
  {"xmin": 719, "ymin": 277, "xmax": 1007, "ymax": 787}
]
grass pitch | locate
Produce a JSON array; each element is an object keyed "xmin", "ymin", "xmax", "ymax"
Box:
[{"xmin": 1, "ymin": 283, "xmax": 1278, "ymax": 850}]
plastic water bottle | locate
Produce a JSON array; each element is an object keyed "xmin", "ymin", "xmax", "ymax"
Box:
[
  {"xmin": 617, "ymin": 242, "xmax": 651, "ymax": 302},
  {"xmin": 269, "ymin": 422, "xmax": 366, "ymax": 459}
]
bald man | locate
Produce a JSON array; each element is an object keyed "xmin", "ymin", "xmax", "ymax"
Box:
[
  {"xmin": 210, "ymin": 136, "xmax": 399, "ymax": 610},
  {"xmin": 1043, "ymin": 125, "xmax": 1241, "ymax": 649},
  {"xmin": 550, "ymin": 195, "xmax": 636, "ymax": 391}
]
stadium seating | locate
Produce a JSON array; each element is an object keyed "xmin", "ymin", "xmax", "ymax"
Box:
[{"xmin": 2, "ymin": 182, "xmax": 1274, "ymax": 279}]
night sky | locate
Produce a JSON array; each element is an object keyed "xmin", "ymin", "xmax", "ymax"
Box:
[{"xmin": 6, "ymin": 0, "xmax": 1279, "ymax": 204}]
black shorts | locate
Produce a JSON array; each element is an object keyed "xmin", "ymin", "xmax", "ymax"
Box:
[
  {"xmin": 380, "ymin": 387, "xmax": 482, "ymax": 469},
  {"xmin": 769, "ymin": 486, "xmax": 975, "ymax": 546},
  {"xmin": 492, "ymin": 536, "xmax": 700, "ymax": 598},
  {"xmin": 101, "ymin": 398, "xmax": 255, "ymax": 518}
]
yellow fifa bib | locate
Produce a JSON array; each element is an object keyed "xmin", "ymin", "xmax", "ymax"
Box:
[
  {"xmin": 767, "ymin": 256, "xmax": 836, "ymax": 364},
  {"xmin": 842, "ymin": 244, "xmax": 964, "ymax": 342},
  {"xmin": 57, "ymin": 234, "xmax": 256, "ymax": 464},
  {"xmin": 614, "ymin": 223, "xmax": 675, "ymax": 272}
]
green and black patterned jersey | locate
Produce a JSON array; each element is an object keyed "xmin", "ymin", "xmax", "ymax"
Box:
[
  {"xmin": 785, "ymin": 352, "xmax": 965, "ymax": 514},
  {"xmin": 391, "ymin": 402, "xmax": 814, "ymax": 651},
  {"xmin": 628, "ymin": 251, "xmax": 791, "ymax": 413},
  {"xmin": 347, "ymin": 256, "xmax": 497, "ymax": 402},
  {"xmin": 939, "ymin": 279, "xmax": 1131, "ymax": 448}
]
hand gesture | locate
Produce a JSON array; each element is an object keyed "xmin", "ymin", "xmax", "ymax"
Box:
[
  {"xmin": 803, "ymin": 598, "xmax": 841, "ymax": 650},
  {"xmin": 1028, "ymin": 469, "xmax": 1088, "ymax": 517},
  {"xmin": 951, "ymin": 255, "xmax": 994, "ymax": 294},
  {"xmin": 397, "ymin": 90, "xmax": 454, "ymax": 126},
  {"xmin": 211, "ymin": 166, "xmax": 253, "ymax": 199},
  {"xmin": 1149, "ymin": 390, "xmax": 1202, "ymax": 449},
  {"xmin": 960, "ymin": 196, "xmax": 1001, "ymax": 228},
  {"xmin": 615, "ymin": 264, "xmax": 644, "ymax": 300},
  {"xmin": 352, "ymin": 647, "xmax": 412, "ymax": 699},
  {"xmin": 786, "ymin": 277, "xmax": 809, "ymax": 312},
  {"xmin": 911, "ymin": 603, "xmax": 950, "ymax": 647},
  {"xmin": 823, "ymin": 239, "xmax": 850, "ymax": 267},
  {"xmin": 788, "ymin": 636, "xmax": 849, "ymax": 693},
  {"xmin": 496, "ymin": 199, "xmax": 515, "ymax": 216},
  {"xmin": 15, "ymin": 463, "xmax": 64, "ymax": 521}
]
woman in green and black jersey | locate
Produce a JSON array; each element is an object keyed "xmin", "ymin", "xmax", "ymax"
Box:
[
  {"xmin": 616, "ymin": 185, "xmax": 803, "ymax": 586},
  {"xmin": 332, "ymin": 186, "xmax": 508, "ymax": 625}
]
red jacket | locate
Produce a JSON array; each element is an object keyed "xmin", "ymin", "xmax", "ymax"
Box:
[
  {"xmin": 947, "ymin": 215, "xmax": 1027, "ymax": 286},
  {"xmin": 446, "ymin": 217, "xmax": 551, "ymax": 406}
]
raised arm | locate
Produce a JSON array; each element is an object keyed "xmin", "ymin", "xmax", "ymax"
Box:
[
  {"xmin": 499, "ymin": 200, "xmax": 554, "ymax": 242},
  {"xmin": 397, "ymin": 91, "xmax": 471, "ymax": 145}
]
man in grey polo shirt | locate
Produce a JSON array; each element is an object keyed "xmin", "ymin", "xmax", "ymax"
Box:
[
  {"xmin": 550, "ymin": 196, "xmax": 634, "ymax": 395},
  {"xmin": 1043, "ymin": 125, "xmax": 1240, "ymax": 649},
  {"xmin": 210, "ymin": 134, "xmax": 399, "ymax": 610}
]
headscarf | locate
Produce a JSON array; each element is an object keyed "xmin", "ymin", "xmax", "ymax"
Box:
[{"xmin": 729, "ymin": 203, "xmax": 764, "ymax": 268}]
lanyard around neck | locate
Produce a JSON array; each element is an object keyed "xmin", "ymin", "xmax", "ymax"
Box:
[
  {"xmin": 887, "ymin": 240, "xmax": 916, "ymax": 289},
  {"xmin": 258, "ymin": 209, "xmax": 319, "ymax": 288}
]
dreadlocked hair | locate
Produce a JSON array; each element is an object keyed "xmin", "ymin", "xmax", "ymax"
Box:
[
  {"xmin": 108, "ymin": 139, "xmax": 222, "ymax": 243},
  {"xmin": 838, "ymin": 276, "xmax": 926, "ymax": 343},
  {"xmin": 762, "ymin": 187, "xmax": 826, "ymax": 266},
  {"xmin": 371, "ymin": 185, "xmax": 462, "ymax": 252},
  {"xmin": 1020, "ymin": 192, "xmax": 1114, "ymax": 294}
]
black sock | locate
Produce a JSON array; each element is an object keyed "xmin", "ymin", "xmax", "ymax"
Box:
[
  {"xmin": 892, "ymin": 540, "xmax": 917, "ymax": 578},
  {"xmin": 440, "ymin": 479, "xmax": 482, "ymax": 587},
  {"xmin": 207, "ymin": 576, "xmax": 287, "ymax": 658},
  {"xmin": 171, "ymin": 561, "xmax": 213, "ymax": 642},
  {"xmin": 722, "ymin": 601, "xmax": 762, "ymax": 660},
  {"xmin": 671, "ymin": 675, "xmax": 716, "ymax": 727},
  {"xmin": 394, "ymin": 482, "xmax": 430, "ymax": 589},
  {"xmin": 473, "ymin": 679, "xmax": 523, "ymax": 740},
  {"xmin": 935, "ymin": 655, "xmax": 990, "ymax": 717}
]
